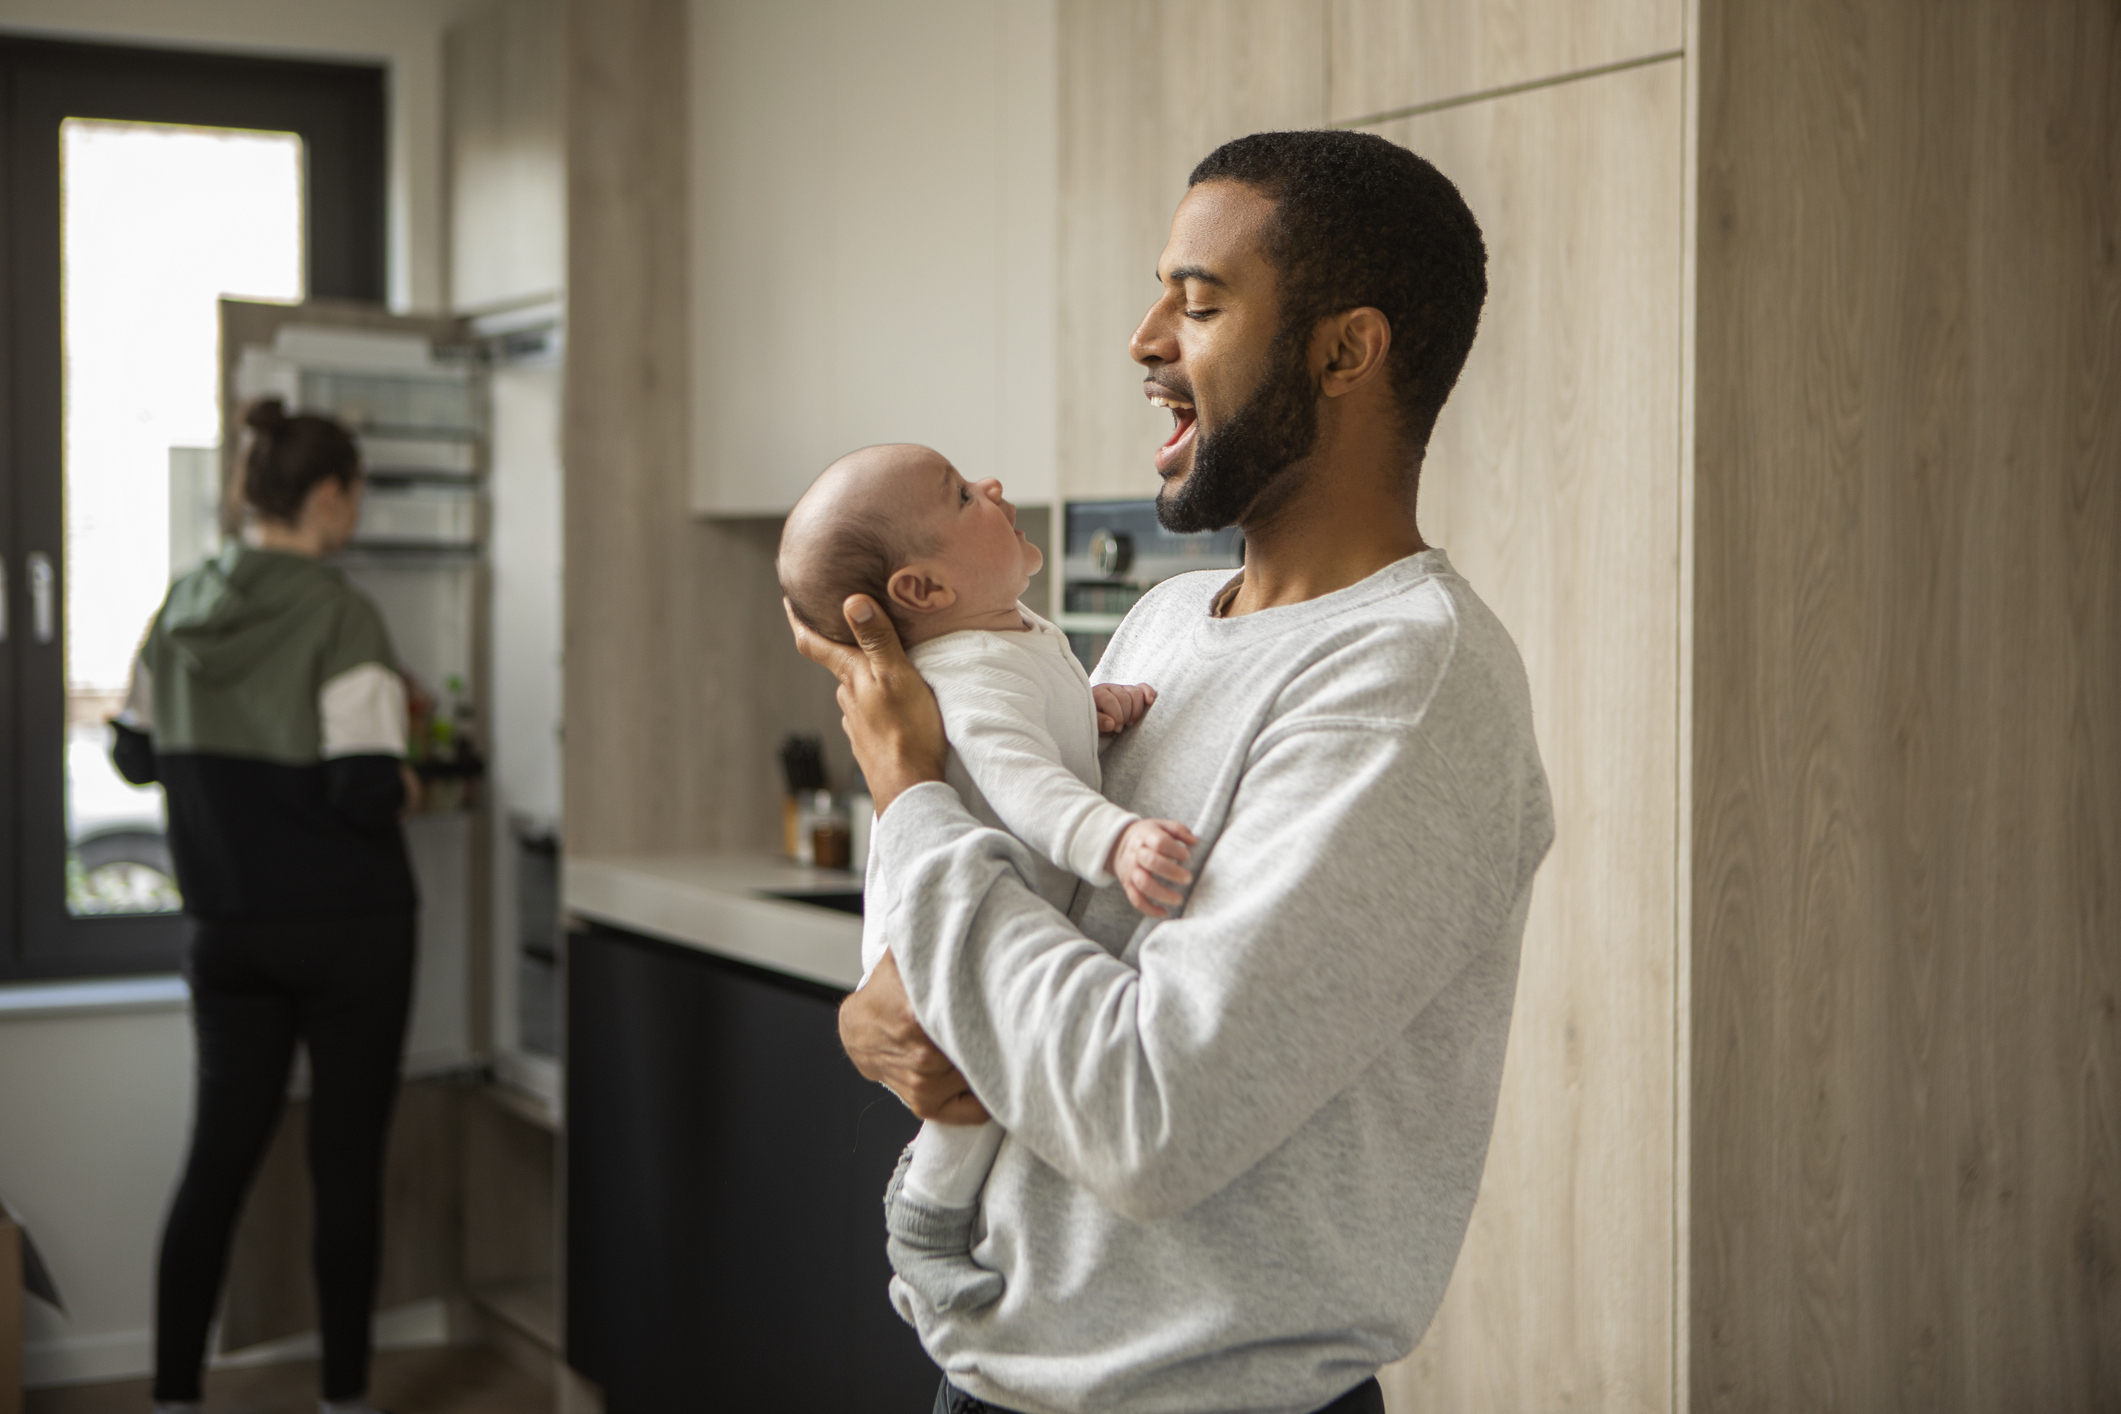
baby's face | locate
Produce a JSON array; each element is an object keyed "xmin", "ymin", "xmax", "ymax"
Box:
[{"xmin": 897, "ymin": 451, "xmax": 1043, "ymax": 611}]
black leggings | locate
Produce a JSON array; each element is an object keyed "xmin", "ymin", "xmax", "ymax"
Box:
[{"xmin": 153, "ymin": 912, "xmax": 415, "ymax": 1403}]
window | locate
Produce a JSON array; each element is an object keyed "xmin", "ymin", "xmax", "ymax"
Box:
[
  {"xmin": 2, "ymin": 36, "xmax": 385, "ymax": 978},
  {"xmin": 63, "ymin": 117, "xmax": 306, "ymax": 919}
]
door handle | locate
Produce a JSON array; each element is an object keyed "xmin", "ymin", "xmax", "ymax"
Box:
[
  {"xmin": 28, "ymin": 551, "xmax": 54, "ymax": 644},
  {"xmin": 0, "ymin": 553, "xmax": 8, "ymax": 643}
]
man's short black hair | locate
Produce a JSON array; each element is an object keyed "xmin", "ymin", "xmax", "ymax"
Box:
[{"xmin": 1188, "ymin": 130, "xmax": 1487, "ymax": 455}]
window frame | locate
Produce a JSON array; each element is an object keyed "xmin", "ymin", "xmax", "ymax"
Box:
[{"xmin": 1, "ymin": 34, "xmax": 386, "ymax": 979}]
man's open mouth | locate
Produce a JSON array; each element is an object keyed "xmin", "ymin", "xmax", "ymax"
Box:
[{"xmin": 1149, "ymin": 390, "xmax": 1197, "ymax": 473}]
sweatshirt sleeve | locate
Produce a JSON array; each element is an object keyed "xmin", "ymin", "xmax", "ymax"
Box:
[
  {"xmin": 870, "ymin": 684, "xmax": 1545, "ymax": 1224},
  {"xmin": 110, "ymin": 651, "xmax": 157, "ymax": 784},
  {"xmin": 319, "ymin": 657, "xmax": 409, "ymax": 830},
  {"xmin": 925, "ymin": 645, "xmax": 1139, "ymax": 886}
]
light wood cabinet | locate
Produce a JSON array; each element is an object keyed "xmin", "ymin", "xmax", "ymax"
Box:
[
  {"xmin": 1688, "ymin": 0, "xmax": 2121, "ymax": 1408},
  {"xmin": 1327, "ymin": 0, "xmax": 1682, "ymax": 124},
  {"xmin": 1056, "ymin": 0, "xmax": 1328, "ymax": 502},
  {"xmin": 1369, "ymin": 57, "xmax": 1686, "ymax": 1411},
  {"xmin": 687, "ymin": 0, "xmax": 1058, "ymax": 516},
  {"xmin": 447, "ymin": 0, "xmax": 566, "ymax": 313}
]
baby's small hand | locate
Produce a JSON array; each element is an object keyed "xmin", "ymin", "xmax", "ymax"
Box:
[
  {"xmin": 1093, "ymin": 682, "xmax": 1157, "ymax": 734},
  {"xmin": 1110, "ymin": 817, "xmax": 1198, "ymax": 918}
]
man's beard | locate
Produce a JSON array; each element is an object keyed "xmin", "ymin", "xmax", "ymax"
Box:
[{"xmin": 1156, "ymin": 324, "xmax": 1321, "ymax": 534}]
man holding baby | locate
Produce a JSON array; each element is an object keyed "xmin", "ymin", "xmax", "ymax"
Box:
[{"xmin": 792, "ymin": 130, "xmax": 1553, "ymax": 1414}]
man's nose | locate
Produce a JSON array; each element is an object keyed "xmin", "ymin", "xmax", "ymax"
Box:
[{"xmin": 1130, "ymin": 299, "xmax": 1176, "ymax": 368}]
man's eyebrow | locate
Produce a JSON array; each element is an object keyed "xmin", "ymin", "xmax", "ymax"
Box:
[{"xmin": 1160, "ymin": 264, "xmax": 1230, "ymax": 289}]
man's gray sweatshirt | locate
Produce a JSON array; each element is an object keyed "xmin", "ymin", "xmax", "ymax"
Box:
[{"xmin": 869, "ymin": 550, "xmax": 1554, "ymax": 1414}]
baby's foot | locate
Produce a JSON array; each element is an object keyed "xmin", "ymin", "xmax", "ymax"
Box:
[{"xmin": 883, "ymin": 1145, "xmax": 1003, "ymax": 1314}]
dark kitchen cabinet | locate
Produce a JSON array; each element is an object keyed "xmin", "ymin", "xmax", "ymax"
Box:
[{"xmin": 566, "ymin": 921, "xmax": 933, "ymax": 1410}]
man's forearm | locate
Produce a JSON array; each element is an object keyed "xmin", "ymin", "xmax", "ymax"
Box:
[
  {"xmin": 838, "ymin": 949, "xmax": 990, "ymax": 1124},
  {"xmin": 873, "ymin": 720, "xmax": 1526, "ymax": 1226}
]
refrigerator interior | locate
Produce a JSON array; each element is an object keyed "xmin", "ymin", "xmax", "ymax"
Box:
[{"xmin": 225, "ymin": 303, "xmax": 489, "ymax": 1077}]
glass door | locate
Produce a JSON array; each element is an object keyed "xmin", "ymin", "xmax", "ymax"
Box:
[
  {"xmin": 61, "ymin": 117, "xmax": 305, "ymax": 917},
  {"xmin": 1, "ymin": 36, "xmax": 385, "ymax": 977}
]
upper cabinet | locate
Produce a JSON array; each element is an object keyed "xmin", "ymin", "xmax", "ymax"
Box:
[
  {"xmin": 1056, "ymin": 0, "xmax": 1328, "ymax": 502},
  {"xmin": 447, "ymin": 0, "xmax": 567, "ymax": 312},
  {"xmin": 688, "ymin": 0, "xmax": 1059, "ymax": 516},
  {"xmin": 1327, "ymin": 0, "xmax": 1683, "ymax": 124}
]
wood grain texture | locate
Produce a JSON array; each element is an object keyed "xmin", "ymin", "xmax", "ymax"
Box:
[
  {"xmin": 463, "ymin": 1088, "xmax": 557, "ymax": 1299},
  {"xmin": 1, "ymin": 1217, "xmax": 20, "ymax": 1414},
  {"xmin": 1057, "ymin": 0, "xmax": 1329, "ymax": 502},
  {"xmin": 1327, "ymin": 0, "xmax": 1682, "ymax": 125},
  {"xmin": 563, "ymin": 0, "xmax": 848, "ymax": 859},
  {"xmin": 24, "ymin": 1346, "xmax": 550, "ymax": 1414},
  {"xmin": 1691, "ymin": 0, "xmax": 2121, "ymax": 1406},
  {"xmin": 1361, "ymin": 57, "xmax": 1685, "ymax": 1413},
  {"xmin": 561, "ymin": 0, "xmax": 695, "ymax": 858},
  {"xmin": 447, "ymin": 0, "xmax": 567, "ymax": 314},
  {"xmin": 219, "ymin": 1082, "xmax": 465, "ymax": 1352}
]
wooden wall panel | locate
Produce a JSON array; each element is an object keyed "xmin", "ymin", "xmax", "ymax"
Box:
[
  {"xmin": 564, "ymin": 0, "xmax": 847, "ymax": 860},
  {"xmin": 1057, "ymin": 0, "xmax": 1328, "ymax": 502},
  {"xmin": 445, "ymin": 0, "xmax": 564, "ymax": 311},
  {"xmin": 1691, "ymin": 0, "xmax": 2121, "ymax": 1407},
  {"xmin": 447, "ymin": 0, "xmax": 567, "ymax": 314},
  {"xmin": 219, "ymin": 1082, "xmax": 464, "ymax": 1352},
  {"xmin": 562, "ymin": 0, "xmax": 695, "ymax": 859},
  {"xmin": 0, "ymin": 1216, "xmax": 20, "ymax": 1414},
  {"xmin": 1364, "ymin": 57, "xmax": 1685, "ymax": 1412},
  {"xmin": 1327, "ymin": 0, "xmax": 1681, "ymax": 125}
]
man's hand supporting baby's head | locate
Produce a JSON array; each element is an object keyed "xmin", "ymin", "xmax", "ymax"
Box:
[{"xmin": 778, "ymin": 442, "xmax": 1045, "ymax": 650}]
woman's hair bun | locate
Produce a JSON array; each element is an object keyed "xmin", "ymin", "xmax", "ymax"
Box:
[
  {"xmin": 239, "ymin": 398, "xmax": 358, "ymax": 523},
  {"xmin": 243, "ymin": 396, "xmax": 290, "ymax": 432}
]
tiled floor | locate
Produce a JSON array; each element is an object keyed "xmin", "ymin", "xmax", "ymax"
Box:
[{"xmin": 26, "ymin": 1344, "xmax": 551, "ymax": 1414}]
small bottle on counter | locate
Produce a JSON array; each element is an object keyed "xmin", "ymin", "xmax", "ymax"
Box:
[
  {"xmin": 779, "ymin": 734, "xmax": 827, "ymax": 859},
  {"xmin": 808, "ymin": 789, "xmax": 851, "ymax": 870}
]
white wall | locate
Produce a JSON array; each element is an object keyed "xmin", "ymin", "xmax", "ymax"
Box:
[
  {"xmin": 0, "ymin": 0, "xmax": 479, "ymax": 312},
  {"xmin": 0, "ymin": 0, "xmax": 472, "ymax": 1384},
  {"xmin": 0, "ymin": 996, "xmax": 193, "ymax": 1385}
]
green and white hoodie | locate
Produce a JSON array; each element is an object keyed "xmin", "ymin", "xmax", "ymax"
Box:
[{"xmin": 113, "ymin": 543, "xmax": 417, "ymax": 922}]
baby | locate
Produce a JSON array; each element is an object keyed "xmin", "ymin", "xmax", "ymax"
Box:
[{"xmin": 779, "ymin": 442, "xmax": 1196, "ymax": 1315}]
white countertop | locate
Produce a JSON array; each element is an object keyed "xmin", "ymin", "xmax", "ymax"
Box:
[{"xmin": 561, "ymin": 851, "xmax": 865, "ymax": 990}]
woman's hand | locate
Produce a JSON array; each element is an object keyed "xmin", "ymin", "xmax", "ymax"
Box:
[
  {"xmin": 786, "ymin": 594, "xmax": 946, "ymax": 813},
  {"xmin": 839, "ymin": 950, "xmax": 990, "ymax": 1124}
]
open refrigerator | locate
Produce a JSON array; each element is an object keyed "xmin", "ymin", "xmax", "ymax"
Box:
[{"xmin": 206, "ymin": 297, "xmax": 564, "ymax": 1090}]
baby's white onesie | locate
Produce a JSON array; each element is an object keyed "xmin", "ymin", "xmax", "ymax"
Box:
[{"xmin": 860, "ymin": 603, "xmax": 1138, "ymax": 1211}]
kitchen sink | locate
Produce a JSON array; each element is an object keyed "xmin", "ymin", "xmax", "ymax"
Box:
[{"xmin": 758, "ymin": 889, "xmax": 863, "ymax": 916}]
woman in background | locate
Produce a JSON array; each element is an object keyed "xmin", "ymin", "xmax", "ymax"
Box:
[{"xmin": 113, "ymin": 398, "xmax": 419, "ymax": 1414}]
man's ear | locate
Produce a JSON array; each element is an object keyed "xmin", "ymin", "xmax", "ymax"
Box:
[
  {"xmin": 1314, "ymin": 307, "xmax": 1392, "ymax": 398},
  {"xmin": 886, "ymin": 563, "xmax": 957, "ymax": 615}
]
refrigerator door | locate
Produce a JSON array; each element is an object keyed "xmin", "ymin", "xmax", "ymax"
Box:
[{"xmin": 222, "ymin": 298, "xmax": 485, "ymax": 1076}]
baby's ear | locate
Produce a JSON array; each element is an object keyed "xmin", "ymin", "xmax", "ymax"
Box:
[{"xmin": 886, "ymin": 564, "xmax": 956, "ymax": 614}]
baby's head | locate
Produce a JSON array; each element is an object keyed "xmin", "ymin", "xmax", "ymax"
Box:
[{"xmin": 778, "ymin": 443, "xmax": 1043, "ymax": 646}]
